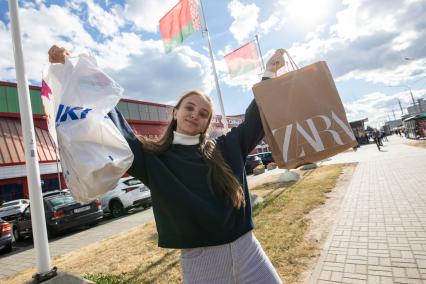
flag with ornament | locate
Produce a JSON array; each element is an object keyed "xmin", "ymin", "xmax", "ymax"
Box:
[
  {"xmin": 159, "ymin": 0, "xmax": 201, "ymax": 53},
  {"xmin": 224, "ymin": 41, "xmax": 261, "ymax": 78}
]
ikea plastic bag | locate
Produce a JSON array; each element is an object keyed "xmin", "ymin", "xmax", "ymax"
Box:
[{"xmin": 42, "ymin": 54, "xmax": 134, "ymax": 203}]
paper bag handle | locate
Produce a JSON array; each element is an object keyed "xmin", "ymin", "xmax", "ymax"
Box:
[{"xmin": 283, "ymin": 49, "xmax": 299, "ymax": 72}]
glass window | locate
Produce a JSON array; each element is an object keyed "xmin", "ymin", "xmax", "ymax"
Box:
[
  {"xmin": 117, "ymin": 102, "xmax": 130, "ymax": 120},
  {"xmin": 158, "ymin": 107, "xmax": 168, "ymax": 121},
  {"xmin": 2, "ymin": 200, "xmax": 20, "ymax": 207},
  {"xmin": 128, "ymin": 103, "xmax": 141, "ymax": 120},
  {"xmin": 24, "ymin": 206, "xmax": 31, "ymax": 217},
  {"xmin": 139, "ymin": 104, "xmax": 149, "ymax": 120},
  {"xmin": 148, "ymin": 105, "xmax": 159, "ymax": 121},
  {"xmin": 41, "ymin": 178, "xmax": 59, "ymax": 193},
  {"xmin": 123, "ymin": 178, "xmax": 142, "ymax": 186},
  {"xmin": 0, "ymin": 183, "xmax": 24, "ymax": 202},
  {"xmin": 45, "ymin": 193, "xmax": 75, "ymax": 207}
]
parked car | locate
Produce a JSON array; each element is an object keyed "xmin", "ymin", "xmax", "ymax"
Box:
[
  {"xmin": 12, "ymin": 190, "xmax": 103, "ymax": 241},
  {"xmin": 0, "ymin": 199, "xmax": 30, "ymax": 219},
  {"xmin": 257, "ymin": 152, "xmax": 274, "ymax": 166},
  {"xmin": 245, "ymin": 154, "xmax": 263, "ymax": 175},
  {"xmin": 0, "ymin": 218, "xmax": 12, "ymax": 253},
  {"xmin": 100, "ymin": 177, "xmax": 152, "ymax": 218}
]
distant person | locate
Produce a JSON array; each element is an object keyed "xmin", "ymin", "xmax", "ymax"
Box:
[
  {"xmin": 49, "ymin": 45, "xmax": 284, "ymax": 283},
  {"xmin": 373, "ymin": 130, "xmax": 381, "ymax": 151}
]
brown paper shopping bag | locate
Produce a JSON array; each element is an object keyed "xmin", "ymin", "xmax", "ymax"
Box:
[{"xmin": 253, "ymin": 60, "xmax": 357, "ymax": 169}]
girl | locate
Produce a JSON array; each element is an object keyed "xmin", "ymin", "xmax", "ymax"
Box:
[{"xmin": 49, "ymin": 46, "xmax": 285, "ymax": 283}]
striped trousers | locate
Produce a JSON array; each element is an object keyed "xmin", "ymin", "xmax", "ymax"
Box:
[{"xmin": 180, "ymin": 231, "xmax": 282, "ymax": 284}]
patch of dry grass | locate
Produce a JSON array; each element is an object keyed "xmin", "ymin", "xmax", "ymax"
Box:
[{"xmin": 1, "ymin": 164, "xmax": 344, "ymax": 284}]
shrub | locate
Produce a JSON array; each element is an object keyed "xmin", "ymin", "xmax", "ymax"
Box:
[
  {"xmin": 267, "ymin": 162, "xmax": 277, "ymax": 170},
  {"xmin": 253, "ymin": 164, "xmax": 265, "ymax": 175}
]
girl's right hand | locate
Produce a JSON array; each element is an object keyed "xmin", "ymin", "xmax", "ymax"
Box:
[
  {"xmin": 265, "ymin": 48, "xmax": 285, "ymax": 73},
  {"xmin": 48, "ymin": 45, "xmax": 69, "ymax": 64}
]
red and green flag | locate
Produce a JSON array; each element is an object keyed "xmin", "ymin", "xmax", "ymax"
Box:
[
  {"xmin": 159, "ymin": 0, "xmax": 201, "ymax": 53},
  {"xmin": 224, "ymin": 41, "xmax": 261, "ymax": 78}
]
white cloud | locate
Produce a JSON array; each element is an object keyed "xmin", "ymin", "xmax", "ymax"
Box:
[
  {"xmin": 82, "ymin": 0, "xmax": 125, "ymax": 36},
  {"xmin": 285, "ymin": 0, "xmax": 426, "ymax": 85},
  {"xmin": 260, "ymin": 15, "xmax": 279, "ymax": 34},
  {"xmin": 1, "ymin": 3, "xmax": 96, "ymax": 83},
  {"xmin": 1, "ymin": 2, "xmax": 212, "ymax": 108},
  {"xmin": 343, "ymin": 88, "xmax": 425, "ymax": 126},
  {"xmin": 123, "ymin": 0, "xmax": 177, "ymax": 33},
  {"xmin": 95, "ymin": 32, "xmax": 145, "ymax": 70},
  {"xmin": 106, "ymin": 43, "xmax": 214, "ymax": 104},
  {"xmin": 332, "ymin": 0, "xmax": 398, "ymax": 40},
  {"xmin": 228, "ymin": 0, "xmax": 259, "ymax": 43},
  {"xmin": 391, "ymin": 31, "xmax": 419, "ymax": 51}
]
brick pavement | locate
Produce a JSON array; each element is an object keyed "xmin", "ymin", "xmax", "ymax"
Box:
[{"xmin": 309, "ymin": 136, "xmax": 426, "ymax": 283}]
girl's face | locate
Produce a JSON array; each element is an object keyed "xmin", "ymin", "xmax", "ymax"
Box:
[{"xmin": 173, "ymin": 94, "xmax": 212, "ymax": 136}]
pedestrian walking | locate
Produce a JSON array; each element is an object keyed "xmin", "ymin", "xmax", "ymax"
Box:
[
  {"xmin": 49, "ymin": 46, "xmax": 285, "ymax": 283},
  {"xmin": 373, "ymin": 129, "xmax": 381, "ymax": 151}
]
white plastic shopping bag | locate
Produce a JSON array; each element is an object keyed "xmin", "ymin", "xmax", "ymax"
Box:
[{"xmin": 42, "ymin": 54, "xmax": 134, "ymax": 203}]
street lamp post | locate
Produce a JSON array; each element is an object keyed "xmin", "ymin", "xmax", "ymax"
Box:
[{"xmin": 388, "ymin": 85, "xmax": 418, "ymax": 114}]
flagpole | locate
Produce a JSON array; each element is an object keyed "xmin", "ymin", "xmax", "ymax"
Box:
[
  {"xmin": 199, "ymin": 0, "xmax": 229, "ymax": 133},
  {"xmin": 255, "ymin": 34, "xmax": 266, "ymax": 71},
  {"xmin": 8, "ymin": 0, "xmax": 55, "ymax": 279}
]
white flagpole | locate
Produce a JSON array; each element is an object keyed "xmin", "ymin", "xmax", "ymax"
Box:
[
  {"xmin": 8, "ymin": 0, "xmax": 53, "ymax": 276},
  {"xmin": 199, "ymin": 0, "xmax": 229, "ymax": 133},
  {"xmin": 255, "ymin": 34, "xmax": 266, "ymax": 72}
]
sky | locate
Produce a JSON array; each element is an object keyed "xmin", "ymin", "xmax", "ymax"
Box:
[{"xmin": 1, "ymin": 0, "xmax": 425, "ymax": 128}]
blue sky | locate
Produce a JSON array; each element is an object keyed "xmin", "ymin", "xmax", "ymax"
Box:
[{"xmin": 1, "ymin": 0, "xmax": 425, "ymax": 128}]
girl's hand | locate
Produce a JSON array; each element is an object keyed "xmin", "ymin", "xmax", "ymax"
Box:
[
  {"xmin": 265, "ymin": 48, "xmax": 285, "ymax": 73},
  {"xmin": 48, "ymin": 45, "xmax": 69, "ymax": 64}
]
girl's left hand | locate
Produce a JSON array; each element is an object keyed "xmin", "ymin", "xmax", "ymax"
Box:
[{"xmin": 48, "ymin": 45, "xmax": 70, "ymax": 64}]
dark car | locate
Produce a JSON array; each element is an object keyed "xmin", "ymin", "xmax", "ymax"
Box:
[
  {"xmin": 0, "ymin": 218, "xmax": 12, "ymax": 253},
  {"xmin": 12, "ymin": 190, "xmax": 103, "ymax": 241},
  {"xmin": 257, "ymin": 152, "xmax": 274, "ymax": 166},
  {"xmin": 245, "ymin": 154, "xmax": 263, "ymax": 175}
]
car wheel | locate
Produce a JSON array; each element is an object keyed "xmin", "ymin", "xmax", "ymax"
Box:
[
  {"xmin": 110, "ymin": 200, "xmax": 124, "ymax": 218},
  {"xmin": 12, "ymin": 225, "xmax": 22, "ymax": 242}
]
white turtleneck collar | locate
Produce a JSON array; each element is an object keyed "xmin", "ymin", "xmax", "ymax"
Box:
[{"xmin": 172, "ymin": 131, "xmax": 200, "ymax": 145}]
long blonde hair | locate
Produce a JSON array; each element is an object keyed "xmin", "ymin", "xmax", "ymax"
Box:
[{"xmin": 138, "ymin": 91, "xmax": 245, "ymax": 209}]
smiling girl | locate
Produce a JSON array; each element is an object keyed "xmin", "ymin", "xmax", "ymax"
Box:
[{"xmin": 49, "ymin": 45, "xmax": 285, "ymax": 283}]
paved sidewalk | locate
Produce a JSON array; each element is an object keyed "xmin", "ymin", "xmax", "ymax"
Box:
[{"xmin": 309, "ymin": 136, "xmax": 426, "ymax": 283}]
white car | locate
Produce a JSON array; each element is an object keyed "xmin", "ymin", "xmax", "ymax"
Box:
[
  {"xmin": 100, "ymin": 177, "xmax": 152, "ymax": 218},
  {"xmin": 0, "ymin": 199, "xmax": 30, "ymax": 220}
]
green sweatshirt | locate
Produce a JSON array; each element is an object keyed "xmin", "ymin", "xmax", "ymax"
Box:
[{"xmin": 109, "ymin": 96, "xmax": 265, "ymax": 248}]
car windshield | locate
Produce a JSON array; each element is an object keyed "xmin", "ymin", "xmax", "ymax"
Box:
[
  {"xmin": 45, "ymin": 193, "xmax": 75, "ymax": 208},
  {"xmin": 1, "ymin": 201, "xmax": 20, "ymax": 207}
]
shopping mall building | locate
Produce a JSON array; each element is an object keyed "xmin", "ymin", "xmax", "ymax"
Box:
[{"xmin": 0, "ymin": 81, "xmax": 268, "ymax": 202}]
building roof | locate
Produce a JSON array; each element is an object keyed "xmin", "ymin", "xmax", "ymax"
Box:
[{"xmin": 0, "ymin": 118, "xmax": 58, "ymax": 166}]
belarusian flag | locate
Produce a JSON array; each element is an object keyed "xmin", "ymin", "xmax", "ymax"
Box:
[
  {"xmin": 159, "ymin": 0, "xmax": 201, "ymax": 53},
  {"xmin": 224, "ymin": 41, "xmax": 261, "ymax": 78}
]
